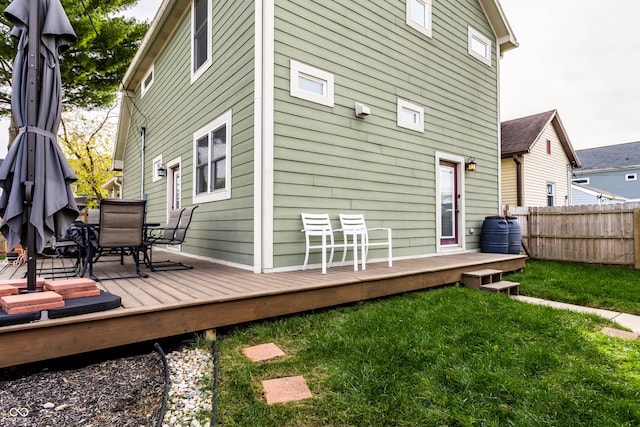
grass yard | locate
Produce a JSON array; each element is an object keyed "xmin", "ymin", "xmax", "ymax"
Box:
[
  {"xmin": 210, "ymin": 285, "xmax": 640, "ymax": 426},
  {"xmin": 505, "ymin": 260, "xmax": 640, "ymax": 315}
]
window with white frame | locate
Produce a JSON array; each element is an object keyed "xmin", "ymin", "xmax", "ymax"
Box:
[
  {"xmin": 290, "ymin": 60, "xmax": 334, "ymax": 107},
  {"xmin": 152, "ymin": 154, "xmax": 163, "ymax": 183},
  {"xmin": 626, "ymin": 173, "xmax": 637, "ymax": 181},
  {"xmin": 547, "ymin": 183, "xmax": 556, "ymax": 206},
  {"xmin": 397, "ymin": 99, "xmax": 424, "ymax": 132},
  {"xmin": 141, "ymin": 66, "xmax": 154, "ymax": 97},
  {"xmin": 572, "ymin": 177, "xmax": 590, "ymax": 185},
  {"xmin": 192, "ymin": 0, "xmax": 211, "ymax": 81},
  {"xmin": 468, "ymin": 26, "xmax": 491, "ymax": 66},
  {"xmin": 406, "ymin": 0, "xmax": 432, "ymax": 37},
  {"xmin": 193, "ymin": 110, "xmax": 232, "ymax": 203}
]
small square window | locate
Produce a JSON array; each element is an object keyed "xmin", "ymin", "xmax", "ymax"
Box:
[
  {"xmin": 626, "ymin": 173, "xmax": 637, "ymax": 181},
  {"xmin": 152, "ymin": 154, "xmax": 163, "ymax": 183},
  {"xmin": 397, "ymin": 99, "xmax": 424, "ymax": 133},
  {"xmin": 468, "ymin": 26, "xmax": 491, "ymax": 66},
  {"xmin": 141, "ymin": 66, "xmax": 154, "ymax": 97},
  {"xmin": 406, "ymin": 0, "xmax": 432, "ymax": 37},
  {"xmin": 290, "ymin": 60, "xmax": 334, "ymax": 107}
]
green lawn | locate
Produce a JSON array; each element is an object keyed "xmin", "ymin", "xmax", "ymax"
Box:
[
  {"xmin": 207, "ymin": 283, "xmax": 640, "ymax": 426},
  {"xmin": 505, "ymin": 260, "xmax": 640, "ymax": 315}
]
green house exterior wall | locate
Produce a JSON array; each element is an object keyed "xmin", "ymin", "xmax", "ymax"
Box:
[
  {"xmin": 122, "ymin": 0, "xmax": 256, "ymax": 266},
  {"xmin": 121, "ymin": 0, "xmax": 503, "ymax": 271},
  {"xmin": 271, "ymin": 0, "xmax": 500, "ymax": 268}
]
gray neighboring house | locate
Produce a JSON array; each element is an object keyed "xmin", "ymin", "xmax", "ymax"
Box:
[
  {"xmin": 113, "ymin": 0, "xmax": 518, "ymax": 273},
  {"xmin": 573, "ymin": 141, "xmax": 640, "ymax": 203}
]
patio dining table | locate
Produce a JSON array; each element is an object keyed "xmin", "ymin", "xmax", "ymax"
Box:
[{"xmin": 74, "ymin": 221, "xmax": 160, "ymax": 280}]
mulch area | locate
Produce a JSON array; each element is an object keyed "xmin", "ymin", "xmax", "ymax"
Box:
[{"xmin": 0, "ymin": 350, "xmax": 165, "ymax": 426}]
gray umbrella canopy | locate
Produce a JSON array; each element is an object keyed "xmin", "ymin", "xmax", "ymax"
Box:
[{"xmin": 0, "ymin": 0, "xmax": 78, "ymax": 255}]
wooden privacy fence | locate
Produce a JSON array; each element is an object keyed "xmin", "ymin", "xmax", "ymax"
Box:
[{"xmin": 506, "ymin": 203, "xmax": 640, "ymax": 268}]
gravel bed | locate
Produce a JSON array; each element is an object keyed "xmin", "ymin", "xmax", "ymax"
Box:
[{"xmin": 0, "ymin": 344, "xmax": 213, "ymax": 427}]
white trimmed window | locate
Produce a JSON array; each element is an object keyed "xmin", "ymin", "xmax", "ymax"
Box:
[
  {"xmin": 468, "ymin": 26, "xmax": 491, "ymax": 66},
  {"xmin": 572, "ymin": 177, "xmax": 590, "ymax": 185},
  {"xmin": 193, "ymin": 110, "xmax": 232, "ymax": 203},
  {"xmin": 290, "ymin": 60, "xmax": 334, "ymax": 107},
  {"xmin": 152, "ymin": 154, "xmax": 163, "ymax": 183},
  {"xmin": 191, "ymin": 0, "xmax": 212, "ymax": 82},
  {"xmin": 406, "ymin": 0, "xmax": 432, "ymax": 38},
  {"xmin": 547, "ymin": 183, "xmax": 556, "ymax": 206},
  {"xmin": 397, "ymin": 99, "xmax": 424, "ymax": 132},
  {"xmin": 626, "ymin": 173, "xmax": 637, "ymax": 181},
  {"xmin": 141, "ymin": 66, "xmax": 154, "ymax": 97}
]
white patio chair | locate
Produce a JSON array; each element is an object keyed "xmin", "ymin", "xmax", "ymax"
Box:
[
  {"xmin": 300, "ymin": 213, "xmax": 341, "ymax": 274},
  {"xmin": 339, "ymin": 213, "xmax": 392, "ymax": 271}
]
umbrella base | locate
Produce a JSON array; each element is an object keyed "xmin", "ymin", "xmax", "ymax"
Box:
[{"xmin": 0, "ymin": 290, "xmax": 121, "ymax": 326}]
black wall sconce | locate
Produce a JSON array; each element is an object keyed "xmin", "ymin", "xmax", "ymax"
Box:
[
  {"xmin": 157, "ymin": 163, "xmax": 167, "ymax": 177},
  {"xmin": 465, "ymin": 158, "xmax": 477, "ymax": 171}
]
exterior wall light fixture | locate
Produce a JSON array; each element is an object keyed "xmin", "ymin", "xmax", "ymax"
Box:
[
  {"xmin": 157, "ymin": 163, "xmax": 167, "ymax": 177},
  {"xmin": 465, "ymin": 158, "xmax": 477, "ymax": 171}
]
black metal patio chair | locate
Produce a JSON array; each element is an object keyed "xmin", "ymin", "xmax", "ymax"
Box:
[{"xmin": 143, "ymin": 205, "xmax": 198, "ymax": 271}]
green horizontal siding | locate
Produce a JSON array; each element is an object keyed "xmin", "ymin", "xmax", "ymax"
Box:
[
  {"xmin": 272, "ymin": 0, "xmax": 500, "ymax": 267},
  {"xmin": 122, "ymin": 0, "xmax": 256, "ymax": 267}
]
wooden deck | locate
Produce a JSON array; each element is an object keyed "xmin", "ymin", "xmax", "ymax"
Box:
[{"xmin": 0, "ymin": 251, "xmax": 526, "ymax": 368}]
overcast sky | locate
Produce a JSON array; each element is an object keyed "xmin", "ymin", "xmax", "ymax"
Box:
[
  {"xmin": 499, "ymin": 0, "xmax": 640, "ymax": 149},
  {"xmin": 2, "ymin": 0, "xmax": 636, "ymax": 155}
]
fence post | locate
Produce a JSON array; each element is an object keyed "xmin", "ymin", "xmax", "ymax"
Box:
[{"xmin": 634, "ymin": 209, "xmax": 640, "ymax": 269}]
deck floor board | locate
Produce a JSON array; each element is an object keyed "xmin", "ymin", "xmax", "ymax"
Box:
[{"xmin": 0, "ymin": 251, "xmax": 526, "ymax": 367}]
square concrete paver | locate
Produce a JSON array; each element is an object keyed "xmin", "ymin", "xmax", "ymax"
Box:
[
  {"xmin": 601, "ymin": 327, "xmax": 639, "ymax": 340},
  {"xmin": 242, "ymin": 342, "xmax": 286, "ymax": 362},
  {"xmin": 262, "ymin": 375, "xmax": 312, "ymax": 405}
]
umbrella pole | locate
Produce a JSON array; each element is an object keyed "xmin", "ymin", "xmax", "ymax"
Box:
[{"xmin": 25, "ymin": 0, "xmax": 40, "ymax": 293}]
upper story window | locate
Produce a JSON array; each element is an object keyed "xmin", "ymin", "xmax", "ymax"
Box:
[
  {"xmin": 192, "ymin": 0, "xmax": 212, "ymax": 81},
  {"xmin": 193, "ymin": 110, "xmax": 232, "ymax": 203},
  {"xmin": 406, "ymin": 0, "xmax": 432, "ymax": 38},
  {"xmin": 397, "ymin": 98, "xmax": 424, "ymax": 132},
  {"xmin": 626, "ymin": 173, "xmax": 637, "ymax": 181},
  {"xmin": 468, "ymin": 26, "xmax": 491, "ymax": 66},
  {"xmin": 572, "ymin": 177, "xmax": 590, "ymax": 185},
  {"xmin": 290, "ymin": 60, "xmax": 335, "ymax": 107},
  {"xmin": 141, "ymin": 66, "xmax": 154, "ymax": 97},
  {"xmin": 546, "ymin": 139, "xmax": 552, "ymax": 155}
]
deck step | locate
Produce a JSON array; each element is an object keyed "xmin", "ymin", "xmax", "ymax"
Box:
[
  {"xmin": 461, "ymin": 269, "xmax": 503, "ymax": 288},
  {"xmin": 480, "ymin": 280, "xmax": 519, "ymax": 295}
]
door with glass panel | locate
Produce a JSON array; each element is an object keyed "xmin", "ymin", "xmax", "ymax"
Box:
[{"xmin": 439, "ymin": 160, "xmax": 459, "ymax": 245}]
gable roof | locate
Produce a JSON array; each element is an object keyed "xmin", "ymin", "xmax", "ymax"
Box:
[
  {"xmin": 500, "ymin": 109, "xmax": 580, "ymax": 167},
  {"xmin": 574, "ymin": 141, "xmax": 640, "ymax": 171}
]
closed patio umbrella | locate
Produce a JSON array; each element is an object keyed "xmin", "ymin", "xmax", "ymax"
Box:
[{"xmin": 0, "ymin": 0, "xmax": 78, "ymax": 291}]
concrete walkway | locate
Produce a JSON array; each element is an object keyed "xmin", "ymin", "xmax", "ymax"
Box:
[{"xmin": 513, "ymin": 295, "xmax": 640, "ymax": 334}]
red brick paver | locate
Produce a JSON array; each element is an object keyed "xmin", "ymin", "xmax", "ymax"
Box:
[
  {"xmin": 262, "ymin": 375, "xmax": 312, "ymax": 405},
  {"xmin": 242, "ymin": 342, "xmax": 286, "ymax": 362}
]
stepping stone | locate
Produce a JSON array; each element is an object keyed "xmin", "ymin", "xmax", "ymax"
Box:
[
  {"xmin": 262, "ymin": 375, "xmax": 312, "ymax": 405},
  {"xmin": 601, "ymin": 327, "xmax": 638, "ymax": 340},
  {"xmin": 242, "ymin": 342, "xmax": 286, "ymax": 362}
]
